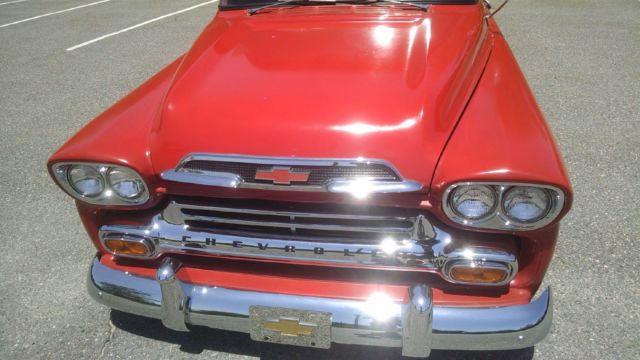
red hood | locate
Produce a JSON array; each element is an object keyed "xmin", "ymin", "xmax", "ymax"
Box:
[{"xmin": 150, "ymin": 5, "xmax": 490, "ymax": 188}]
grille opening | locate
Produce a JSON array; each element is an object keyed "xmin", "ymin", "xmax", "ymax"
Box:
[
  {"xmin": 180, "ymin": 160, "xmax": 400, "ymax": 186},
  {"xmin": 168, "ymin": 197, "xmax": 419, "ymax": 243},
  {"xmin": 172, "ymin": 196, "xmax": 418, "ymax": 218},
  {"xmin": 185, "ymin": 220, "xmax": 406, "ymax": 242},
  {"xmin": 182, "ymin": 208, "xmax": 287, "ymax": 223},
  {"xmin": 181, "ymin": 208, "xmax": 414, "ymax": 229}
]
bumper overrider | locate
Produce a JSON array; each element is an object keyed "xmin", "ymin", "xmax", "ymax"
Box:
[{"xmin": 88, "ymin": 256, "xmax": 552, "ymax": 357}]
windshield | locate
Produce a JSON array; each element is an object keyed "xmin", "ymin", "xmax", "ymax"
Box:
[{"xmin": 219, "ymin": 0, "xmax": 477, "ymax": 10}]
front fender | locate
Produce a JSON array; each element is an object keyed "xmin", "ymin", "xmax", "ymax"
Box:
[
  {"xmin": 46, "ymin": 57, "xmax": 184, "ymax": 210},
  {"xmin": 429, "ymin": 30, "xmax": 573, "ymax": 293},
  {"xmin": 431, "ymin": 30, "xmax": 572, "ymax": 222}
]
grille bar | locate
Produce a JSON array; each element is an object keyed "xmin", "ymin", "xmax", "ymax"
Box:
[
  {"xmin": 182, "ymin": 215, "xmax": 413, "ymax": 234},
  {"xmin": 163, "ymin": 200, "xmax": 418, "ymax": 241},
  {"xmin": 173, "ymin": 203, "xmax": 410, "ymax": 221}
]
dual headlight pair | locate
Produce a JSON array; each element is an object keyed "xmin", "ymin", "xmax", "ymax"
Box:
[
  {"xmin": 52, "ymin": 163, "xmax": 149, "ymax": 205},
  {"xmin": 443, "ymin": 182, "xmax": 565, "ymax": 231},
  {"xmin": 52, "ymin": 163, "xmax": 563, "ymax": 231}
]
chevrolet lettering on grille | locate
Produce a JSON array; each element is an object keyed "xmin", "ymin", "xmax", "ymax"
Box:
[{"xmin": 254, "ymin": 167, "xmax": 310, "ymax": 185}]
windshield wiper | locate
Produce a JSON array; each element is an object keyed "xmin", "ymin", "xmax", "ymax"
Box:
[
  {"xmin": 248, "ymin": 0, "xmax": 428, "ymax": 15},
  {"xmin": 365, "ymin": 0, "xmax": 428, "ymax": 11},
  {"xmin": 248, "ymin": 0, "xmax": 326, "ymax": 15}
]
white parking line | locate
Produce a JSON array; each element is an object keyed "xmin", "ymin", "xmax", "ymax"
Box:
[
  {"xmin": 0, "ymin": 0, "xmax": 31, "ymax": 6},
  {"xmin": 0, "ymin": 0, "xmax": 111, "ymax": 28},
  {"xmin": 66, "ymin": 0, "xmax": 218, "ymax": 51}
]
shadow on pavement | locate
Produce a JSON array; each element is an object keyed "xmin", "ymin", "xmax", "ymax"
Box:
[{"xmin": 111, "ymin": 310, "xmax": 535, "ymax": 360}]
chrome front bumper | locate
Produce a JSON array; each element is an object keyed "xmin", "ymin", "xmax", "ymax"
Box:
[{"xmin": 88, "ymin": 256, "xmax": 552, "ymax": 357}]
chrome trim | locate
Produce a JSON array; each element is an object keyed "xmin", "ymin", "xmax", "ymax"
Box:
[
  {"xmin": 101, "ymin": 215, "xmax": 438, "ymax": 268},
  {"xmin": 160, "ymin": 153, "xmax": 423, "ymax": 194},
  {"xmin": 177, "ymin": 216, "xmax": 410, "ymax": 234},
  {"xmin": 99, "ymin": 214, "xmax": 518, "ymax": 285},
  {"xmin": 51, "ymin": 162, "xmax": 150, "ymax": 206},
  {"xmin": 441, "ymin": 248, "xmax": 518, "ymax": 287},
  {"xmin": 163, "ymin": 201, "xmax": 416, "ymax": 236},
  {"xmin": 326, "ymin": 179, "xmax": 423, "ymax": 195},
  {"xmin": 402, "ymin": 285, "xmax": 433, "ymax": 357},
  {"xmin": 431, "ymin": 289, "xmax": 552, "ymax": 351},
  {"xmin": 160, "ymin": 171, "xmax": 243, "ymax": 188},
  {"xmin": 88, "ymin": 256, "xmax": 552, "ymax": 353},
  {"xmin": 176, "ymin": 153, "xmax": 405, "ymax": 170},
  {"xmin": 442, "ymin": 182, "xmax": 566, "ymax": 231},
  {"xmin": 156, "ymin": 258, "xmax": 189, "ymax": 331},
  {"xmin": 166, "ymin": 202, "xmax": 411, "ymax": 222}
]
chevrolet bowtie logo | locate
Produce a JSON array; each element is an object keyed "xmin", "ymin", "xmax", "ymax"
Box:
[
  {"xmin": 263, "ymin": 318, "xmax": 316, "ymax": 337},
  {"xmin": 255, "ymin": 167, "xmax": 311, "ymax": 185}
]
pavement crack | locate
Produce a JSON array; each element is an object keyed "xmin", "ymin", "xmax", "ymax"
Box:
[{"xmin": 97, "ymin": 319, "xmax": 116, "ymax": 359}]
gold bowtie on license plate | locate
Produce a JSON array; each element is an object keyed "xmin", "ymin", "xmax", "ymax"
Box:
[{"xmin": 249, "ymin": 306, "xmax": 332, "ymax": 349}]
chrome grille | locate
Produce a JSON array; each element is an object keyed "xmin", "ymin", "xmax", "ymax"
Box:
[
  {"xmin": 180, "ymin": 160, "xmax": 400, "ymax": 186},
  {"xmin": 163, "ymin": 198, "xmax": 419, "ymax": 242}
]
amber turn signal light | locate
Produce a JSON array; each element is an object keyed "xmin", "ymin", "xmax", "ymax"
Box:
[
  {"xmin": 104, "ymin": 238, "xmax": 153, "ymax": 257},
  {"xmin": 449, "ymin": 265, "xmax": 509, "ymax": 284}
]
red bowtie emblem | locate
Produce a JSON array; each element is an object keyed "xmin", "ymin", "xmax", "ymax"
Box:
[{"xmin": 255, "ymin": 167, "xmax": 311, "ymax": 185}]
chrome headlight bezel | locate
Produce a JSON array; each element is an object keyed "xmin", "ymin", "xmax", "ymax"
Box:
[
  {"xmin": 443, "ymin": 182, "xmax": 565, "ymax": 231},
  {"xmin": 51, "ymin": 162, "xmax": 150, "ymax": 206}
]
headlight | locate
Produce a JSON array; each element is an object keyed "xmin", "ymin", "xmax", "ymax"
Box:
[
  {"xmin": 449, "ymin": 185, "xmax": 496, "ymax": 220},
  {"xmin": 107, "ymin": 168, "xmax": 145, "ymax": 199},
  {"xmin": 443, "ymin": 182, "xmax": 565, "ymax": 231},
  {"xmin": 68, "ymin": 165, "xmax": 104, "ymax": 197},
  {"xmin": 52, "ymin": 163, "xmax": 149, "ymax": 206},
  {"xmin": 503, "ymin": 186, "xmax": 551, "ymax": 223}
]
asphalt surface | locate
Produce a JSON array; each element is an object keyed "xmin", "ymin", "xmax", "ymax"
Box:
[{"xmin": 0, "ymin": 0, "xmax": 638, "ymax": 359}]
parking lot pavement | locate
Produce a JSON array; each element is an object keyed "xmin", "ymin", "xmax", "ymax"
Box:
[{"xmin": 0, "ymin": 0, "xmax": 638, "ymax": 359}]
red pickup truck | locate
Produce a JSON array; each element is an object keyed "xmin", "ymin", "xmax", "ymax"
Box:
[{"xmin": 48, "ymin": 0, "xmax": 572, "ymax": 356}]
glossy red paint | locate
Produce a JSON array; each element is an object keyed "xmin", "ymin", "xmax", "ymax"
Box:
[
  {"xmin": 427, "ymin": 23, "xmax": 573, "ymax": 293},
  {"xmin": 47, "ymin": 57, "xmax": 184, "ymax": 210},
  {"xmin": 48, "ymin": 2, "xmax": 572, "ymax": 306},
  {"xmin": 430, "ymin": 26, "xmax": 572, "ymax": 209},
  {"xmin": 149, "ymin": 5, "xmax": 491, "ymax": 187}
]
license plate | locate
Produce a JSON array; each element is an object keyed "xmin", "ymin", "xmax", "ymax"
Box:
[{"xmin": 249, "ymin": 306, "xmax": 332, "ymax": 349}]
